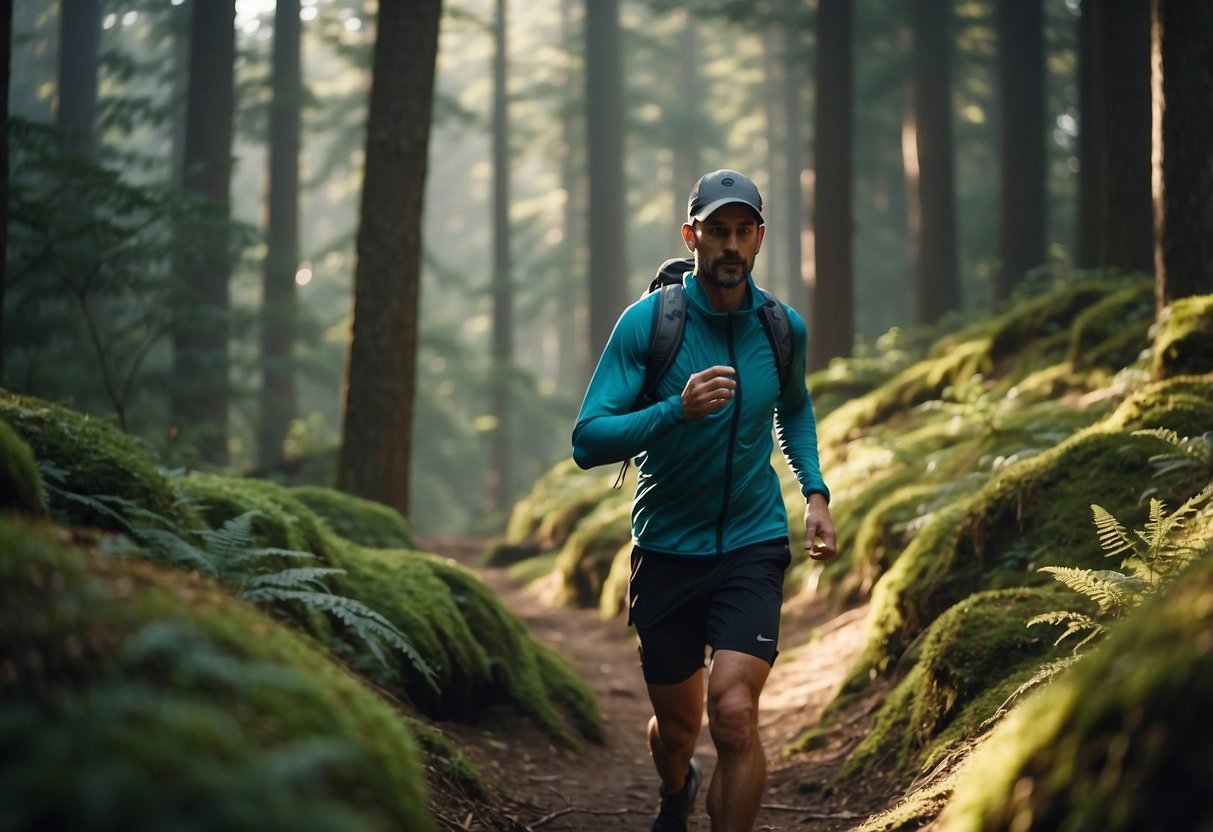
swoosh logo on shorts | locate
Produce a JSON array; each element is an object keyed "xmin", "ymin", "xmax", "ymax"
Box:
[{"xmin": 756, "ymin": 634, "xmax": 775, "ymax": 643}]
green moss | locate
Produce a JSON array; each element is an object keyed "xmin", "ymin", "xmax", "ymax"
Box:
[
  {"xmin": 0, "ymin": 418, "xmax": 46, "ymax": 518},
  {"xmin": 939, "ymin": 554, "xmax": 1213, "ymax": 832},
  {"xmin": 1102, "ymin": 374, "xmax": 1213, "ymax": 437},
  {"xmin": 337, "ymin": 546, "xmax": 600, "ymax": 747},
  {"xmin": 554, "ymin": 499, "xmax": 632, "ymax": 607},
  {"xmin": 179, "ymin": 473, "xmax": 346, "ymax": 567},
  {"xmin": 290, "ymin": 485, "xmax": 414, "ymax": 550},
  {"xmin": 842, "ymin": 588, "xmax": 1080, "ymax": 780},
  {"xmin": 598, "ymin": 541, "xmax": 633, "ymax": 620},
  {"xmin": 0, "ymin": 391, "xmax": 200, "ymax": 532},
  {"xmin": 503, "ymin": 458, "xmax": 621, "ymax": 547},
  {"xmin": 1067, "ymin": 280, "xmax": 1154, "ymax": 371},
  {"xmin": 851, "ymin": 426, "xmax": 1164, "ymax": 687},
  {"xmin": 0, "ymin": 519, "xmax": 435, "ymax": 832},
  {"xmin": 1153, "ymin": 294, "xmax": 1213, "ymax": 379}
]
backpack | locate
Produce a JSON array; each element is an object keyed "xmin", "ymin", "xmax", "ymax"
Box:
[
  {"xmin": 633, "ymin": 256, "xmax": 795, "ymax": 409},
  {"xmin": 614, "ymin": 257, "xmax": 795, "ymax": 488}
]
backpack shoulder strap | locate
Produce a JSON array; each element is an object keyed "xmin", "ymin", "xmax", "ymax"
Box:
[
  {"xmin": 756, "ymin": 289, "xmax": 794, "ymax": 396},
  {"xmin": 637, "ymin": 283, "xmax": 687, "ymax": 408}
]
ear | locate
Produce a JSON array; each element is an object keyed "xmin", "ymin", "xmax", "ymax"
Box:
[{"xmin": 681, "ymin": 223, "xmax": 696, "ymax": 252}]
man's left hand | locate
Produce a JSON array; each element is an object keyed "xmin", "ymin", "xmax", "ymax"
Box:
[{"xmin": 804, "ymin": 492, "xmax": 837, "ymax": 561}]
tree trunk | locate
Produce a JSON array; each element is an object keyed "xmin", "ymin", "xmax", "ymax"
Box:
[
  {"xmin": 585, "ymin": 0, "xmax": 627, "ymax": 373},
  {"xmin": 810, "ymin": 0, "xmax": 854, "ymax": 370},
  {"xmin": 1075, "ymin": 0, "xmax": 1103, "ymax": 268},
  {"xmin": 673, "ymin": 10, "xmax": 701, "ymax": 231},
  {"xmin": 1100, "ymin": 0, "xmax": 1152, "ymax": 275},
  {"xmin": 335, "ymin": 0, "xmax": 441, "ymax": 517},
  {"xmin": 909, "ymin": 0, "xmax": 959, "ymax": 325},
  {"xmin": 1151, "ymin": 0, "xmax": 1213, "ymax": 309},
  {"xmin": 0, "ymin": 0, "xmax": 10, "ymax": 382},
  {"xmin": 56, "ymin": 0, "xmax": 99, "ymax": 150},
  {"xmin": 171, "ymin": 1, "xmax": 236, "ymax": 465},
  {"xmin": 995, "ymin": 0, "xmax": 1045, "ymax": 302},
  {"xmin": 489, "ymin": 0, "xmax": 512, "ymax": 513},
  {"xmin": 782, "ymin": 22, "xmax": 807, "ymax": 322},
  {"xmin": 258, "ymin": 0, "xmax": 302, "ymax": 467},
  {"xmin": 557, "ymin": 0, "xmax": 585, "ymax": 389}
]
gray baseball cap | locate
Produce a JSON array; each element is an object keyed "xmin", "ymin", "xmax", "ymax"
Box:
[{"xmin": 687, "ymin": 169, "xmax": 764, "ymax": 223}]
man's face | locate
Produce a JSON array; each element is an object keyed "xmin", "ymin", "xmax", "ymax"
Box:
[{"xmin": 683, "ymin": 203, "xmax": 764, "ymax": 289}]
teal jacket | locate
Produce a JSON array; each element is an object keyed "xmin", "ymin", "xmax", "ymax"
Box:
[{"xmin": 572, "ymin": 272, "xmax": 829, "ymax": 557}]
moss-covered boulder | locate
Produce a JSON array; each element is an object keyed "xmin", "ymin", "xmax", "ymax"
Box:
[
  {"xmin": 290, "ymin": 485, "xmax": 414, "ymax": 550},
  {"xmin": 1066, "ymin": 279, "xmax": 1153, "ymax": 372},
  {"xmin": 1153, "ymin": 294, "xmax": 1213, "ymax": 379},
  {"xmin": 0, "ymin": 418, "xmax": 46, "ymax": 518},
  {"xmin": 0, "ymin": 519, "xmax": 435, "ymax": 832},
  {"xmin": 0, "ymin": 391, "xmax": 201, "ymax": 532},
  {"xmin": 337, "ymin": 546, "xmax": 600, "ymax": 746},
  {"xmin": 838, "ymin": 587, "xmax": 1083, "ymax": 780},
  {"xmin": 497, "ymin": 458, "xmax": 623, "ymax": 560},
  {"xmin": 938, "ymin": 553, "xmax": 1213, "ymax": 832},
  {"xmin": 171, "ymin": 474, "xmax": 600, "ymax": 744}
]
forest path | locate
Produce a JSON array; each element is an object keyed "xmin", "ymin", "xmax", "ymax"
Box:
[{"xmin": 423, "ymin": 537, "xmax": 900, "ymax": 831}]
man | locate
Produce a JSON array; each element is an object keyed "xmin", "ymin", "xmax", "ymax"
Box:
[{"xmin": 571, "ymin": 169, "xmax": 837, "ymax": 832}]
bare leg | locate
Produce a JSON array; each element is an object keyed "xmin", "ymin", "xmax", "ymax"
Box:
[
  {"xmin": 646, "ymin": 668, "xmax": 705, "ymax": 794},
  {"xmin": 704, "ymin": 650, "xmax": 770, "ymax": 832}
]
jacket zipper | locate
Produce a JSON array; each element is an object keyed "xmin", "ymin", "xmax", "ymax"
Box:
[{"xmin": 716, "ymin": 315, "xmax": 742, "ymax": 554}]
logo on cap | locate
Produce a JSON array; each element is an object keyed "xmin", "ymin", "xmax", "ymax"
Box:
[{"xmin": 722, "ymin": 177, "xmax": 735, "ymax": 186}]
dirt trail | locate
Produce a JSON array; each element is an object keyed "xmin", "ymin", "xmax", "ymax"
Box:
[{"xmin": 427, "ymin": 538, "xmax": 898, "ymax": 831}]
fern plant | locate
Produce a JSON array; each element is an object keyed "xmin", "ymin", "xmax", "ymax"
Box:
[
  {"xmin": 1134, "ymin": 428, "xmax": 1213, "ymax": 496},
  {"xmin": 1029, "ymin": 482, "xmax": 1212, "ymax": 651},
  {"xmin": 39, "ymin": 466, "xmax": 435, "ymax": 687}
]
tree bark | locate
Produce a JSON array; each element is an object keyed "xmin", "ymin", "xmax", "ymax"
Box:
[
  {"xmin": 782, "ymin": 21, "xmax": 807, "ymax": 322},
  {"xmin": 909, "ymin": 0, "xmax": 959, "ymax": 325},
  {"xmin": 171, "ymin": 1, "xmax": 236, "ymax": 465},
  {"xmin": 1151, "ymin": 0, "xmax": 1213, "ymax": 309},
  {"xmin": 335, "ymin": 0, "xmax": 441, "ymax": 516},
  {"xmin": 557, "ymin": 0, "xmax": 585, "ymax": 389},
  {"xmin": 585, "ymin": 0, "xmax": 628, "ymax": 374},
  {"xmin": 0, "ymin": 0, "xmax": 10, "ymax": 382},
  {"xmin": 1100, "ymin": 0, "xmax": 1152, "ymax": 275},
  {"xmin": 810, "ymin": 0, "xmax": 854, "ymax": 370},
  {"xmin": 56, "ymin": 0, "xmax": 99, "ymax": 151},
  {"xmin": 489, "ymin": 0, "xmax": 513, "ymax": 513},
  {"xmin": 995, "ymin": 0, "xmax": 1046, "ymax": 302},
  {"xmin": 258, "ymin": 0, "xmax": 302, "ymax": 467}
]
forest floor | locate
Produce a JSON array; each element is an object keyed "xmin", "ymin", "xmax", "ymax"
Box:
[{"xmin": 422, "ymin": 537, "xmax": 910, "ymax": 832}]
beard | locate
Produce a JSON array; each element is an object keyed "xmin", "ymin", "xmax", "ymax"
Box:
[{"xmin": 699, "ymin": 254, "xmax": 750, "ymax": 288}]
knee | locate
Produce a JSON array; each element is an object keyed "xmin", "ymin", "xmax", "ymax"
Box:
[
  {"xmin": 707, "ymin": 687, "xmax": 757, "ymax": 754},
  {"xmin": 651, "ymin": 712, "xmax": 699, "ymax": 753}
]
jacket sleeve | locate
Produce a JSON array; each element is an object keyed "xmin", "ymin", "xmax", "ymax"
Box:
[
  {"xmin": 773, "ymin": 307, "xmax": 830, "ymax": 502},
  {"xmin": 571, "ymin": 297, "xmax": 686, "ymax": 469}
]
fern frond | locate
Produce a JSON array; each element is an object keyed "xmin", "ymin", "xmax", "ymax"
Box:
[
  {"xmin": 1091, "ymin": 504, "xmax": 1139, "ymax": 559},
  {"xmin": 244, "ymin": 567, "xmax": 346, "ymax": 592},
  {"xmin": 239, "ymin": 588, "xmax": 437, "ymax": 688},
  {"xmin": 1027, "ymin": 610, "xmax": 1105, "ymax": 648},
  {"xmin": 1132, "ymin": 428, "xmax": 1181, "ymax": 446},
  {"xmin": 198, "ymin": 511, "xmax": 261, "ymax": 561},
  {"xmin": 1038, "ymin": 567, "xmax": 1145, "ymax": 616},
  {"xmin": 130, "ymin": 527, "xmax": 219, "ymax": 575},
  {"xmin": 982, "ymin": 655, "xmax": 1083, "ymax": 729}
]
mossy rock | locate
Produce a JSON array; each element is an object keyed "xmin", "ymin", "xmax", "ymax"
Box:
[
  {"xmin": 1102, "ymin": 374, "xmax": 1213, "ymax": 438},
  {"xmin": 1067, "ymin": 280, "xmax": 1154, "ymax": 371},
  {"xmin": 598, "ymin": 540, "xmax": 634, "ymax": 620},
  {"xmin": 938, "ymin": 554, "xmax": 1213, "ymax": 832},
  {"xmin": 337, "ymin": 546, "xmax": 600, "ymax": 747},
  {"xmin": 503, "ymin": 457, "xmax": 621, "ymax": 551},
  {"xmin": 852, "ymin": 426, "xmax": 1161, "ymax": 685},
  {"xmin": 554, "ymin": 499, "xmax": 632, "ymax": 608},
  {"xmin": 840, "ymin": 586, "xmax": 1082, "ymax": 781},
  {"xmin": 1153, "ymin": 294, "xmax": 1213, "ymax": 379},
  {"xmin": 290, "ymin": 485, "xmax": 414, "ymax": 550},
  {"xmin": 0, "ymin": 519, "xmax": 435, "ymax": 832},
  {"xmin": 179, "ymin": 473, "xmax": 346, "ymax": 567},
  {"xmin": 0, "ymin": 391, "xmax": 200, "ymax": 532},
  {"xmin": 0, "ymin": 418, "xmax": 46, "ymax": 518}
]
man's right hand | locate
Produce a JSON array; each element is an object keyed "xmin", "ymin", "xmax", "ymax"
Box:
[{"xmin": 681, "ymin": 365, "xmax": 737, "ymax": 420}]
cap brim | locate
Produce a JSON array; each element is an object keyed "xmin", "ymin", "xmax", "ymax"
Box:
[{"xmin": 689, "ymin": 197, "xmax": 764, "ymax": 224}]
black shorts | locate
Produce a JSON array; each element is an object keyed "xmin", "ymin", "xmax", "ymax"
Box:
[{"xmin": 627, "ymin": 538, "xmax": 792, "ymax": 686}]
